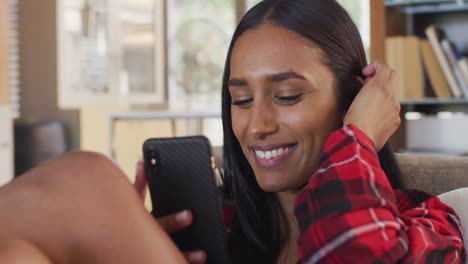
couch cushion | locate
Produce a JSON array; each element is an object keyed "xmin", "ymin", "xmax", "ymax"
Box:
[
  {"xmin": 397, "ymin": 153, "xmax": 468, "ymax": 196},
  {"xmin": 212, "ymin": 147, "xmax": 468, "ymax": 196},
  {"xmin": 438, "ymin": 187, "xmax": 468, "ymax": 254}
]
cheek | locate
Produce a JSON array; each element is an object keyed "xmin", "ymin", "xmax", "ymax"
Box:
[
  {"xmin": 230, "ymin": 108, "xmax": 247, "ymax": 143},
  {"xmin": 280, "ymin": 102, "xmax": 341, "ymax": 143}
]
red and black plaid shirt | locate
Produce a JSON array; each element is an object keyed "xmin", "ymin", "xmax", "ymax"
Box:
[{"xmin": 294, "ymin": 125, "xmax": 466, "ymax": 263}]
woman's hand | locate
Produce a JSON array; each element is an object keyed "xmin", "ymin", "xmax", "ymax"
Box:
[
  {"xmin": 134, "ymin": 161, "xmax": 207, "ymax": 264},
  {"xmin": 344, "ymin": 61, "xmax": 401, "ymax": 150}
]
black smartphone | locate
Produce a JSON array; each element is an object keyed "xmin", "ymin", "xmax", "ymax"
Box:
[{"xmin": 142, "ymin": 136, "xmax": 228, "ymax": 264}]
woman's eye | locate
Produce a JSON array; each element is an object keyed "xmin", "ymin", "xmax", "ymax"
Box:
[
  {"xmin": 274, "ymin": 94, "xmax": 303, "ymax": 104},
  {"xmin": 231, "ymin": 98, "xmax": 253, "ymax": 107}
]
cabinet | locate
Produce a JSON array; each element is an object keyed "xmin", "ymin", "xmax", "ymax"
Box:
[{"xmin": 370, "ymin": 0, "xmax": 468, "ymax": 152}]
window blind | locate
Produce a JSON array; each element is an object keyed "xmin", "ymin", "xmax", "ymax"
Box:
[{"xmin": 8, "ymin": 0, "xmax": 19, "ymax": 118}]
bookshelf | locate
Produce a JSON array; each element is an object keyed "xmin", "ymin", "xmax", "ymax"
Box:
[{"xmin": 371, "ymin": 0, "xmax": 468, "ymax": 151}]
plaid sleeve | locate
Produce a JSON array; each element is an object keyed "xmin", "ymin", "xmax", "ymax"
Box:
[{"xmin": 294, "ymin": 124, "xmax": 465, "ymax": 264}]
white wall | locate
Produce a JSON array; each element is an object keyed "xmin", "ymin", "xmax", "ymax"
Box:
[
  {"xmin": 1, "ymin": 0, "xmax": 13, "ymax": 184},
  {"xmin": 0, "ymin": 105, "xmax": 13, "ymax": 185}
]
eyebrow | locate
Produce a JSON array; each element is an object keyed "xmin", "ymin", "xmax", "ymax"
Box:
[{"xmin": 228, "ymin": 71, "xmax": 307, "ymax": 87}]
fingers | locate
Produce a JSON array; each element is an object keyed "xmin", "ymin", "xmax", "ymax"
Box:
[
  {"xmin": 346, "ymin": 61, "xmax": 400, "ymax": 150},
  {"xmin": 157, "ymin": 211, "xmax": 206, "ymax": 263},
  {"xmin": 363, "ymin": 61, "xmax": 392, "ymax": 85},
  {"xmin": 134, "ymin": 161, "xmax": 147, "ymax": 202},
  {"xmin": 158, "ymin": 210, "xmax": 193, "ymax": 233},
  {"xmin": 362, "ymin": 63, "xmax": 377, "ymax": 77},
  {"xmin": 183, "ymin": 250, "xmax": 207, "ymax": 264}
]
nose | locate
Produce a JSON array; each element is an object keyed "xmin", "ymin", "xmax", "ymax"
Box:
[{"xmin": 248, "ymin": 100, "xmax": 278, "ymax": 140}]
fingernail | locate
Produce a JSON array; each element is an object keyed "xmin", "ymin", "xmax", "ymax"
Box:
[
  {"xmin": 135, "ymin": 162, "xmax": 140, "ymax": 175},
  {"xmin": 176, "ymin": 210, "xmax": 189, "ymax": 223},
  {"xmin": 188, "ymin": 251, "xmax": 205, "ymax": 263},
  {"xmin": 135, "ymin": 161, "xmax": 142, "ymax": 175}
]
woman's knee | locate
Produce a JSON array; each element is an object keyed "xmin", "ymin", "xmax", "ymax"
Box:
[{"xmin": 19, "ymin": 151, "xmax": 127, "ymax": 188}]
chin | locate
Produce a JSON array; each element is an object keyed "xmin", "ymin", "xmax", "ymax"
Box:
[{"xmin": 257, "ymin": 178, "xmax": 301, "ymax": 193}]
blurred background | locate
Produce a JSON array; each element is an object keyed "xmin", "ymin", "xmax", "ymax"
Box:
[{"xmin": 2, "ymin": 0, "xmax": 468, "ymax": 188}]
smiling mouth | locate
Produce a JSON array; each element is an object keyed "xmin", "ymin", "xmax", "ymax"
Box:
[
  {"xmin": 251, "ymin": 144, "xmax": 298, "ymax": 167},
  {"xmin": 253, "ymin": 145, "xmax": 296, "ymax": 159}
]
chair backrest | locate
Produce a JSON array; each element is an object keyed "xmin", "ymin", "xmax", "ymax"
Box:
[{"xmin": 14, "ymin": 121, "xmax": 69, "ymax": 176}]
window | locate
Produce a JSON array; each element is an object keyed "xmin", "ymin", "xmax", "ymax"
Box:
[
  {"xmin": 166, "ymin": 0, "xmax": 236, "ymax": 112},
  {"xmin": 247, "ymin": 1, "xmax": 371, "ymax": 60},
  {"xmin": 164, "ymin": 0, "xmax": 237, "ymax": 146},
  {"xmin": 57, "ymin": 0, "xmax": 165, "ymax": 108},
  {"xmin": 120, "ymin": 0, "xmax": 163, "ymax": 98},
  {"xmin": 8, "ymin": 0, "xmax": 19, "ymax": 118},
  {"xmin": 247, "ymin": 0, "xmax": 261, "ymax": 9},
  {"xmin": 339, "ymin": 0, "xmax": 371, "ymax": 59}
]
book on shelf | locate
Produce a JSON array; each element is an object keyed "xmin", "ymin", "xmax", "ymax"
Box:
[
  {"xmin": 458, "ymin": 57, "xmax": 468, "ymax": 86},
  {"xmin": 386, "ymin": 37, "xmax": 404, "ymax": 97},
  {"xmin": 420, "ymin": 40, "xmax": 452, "ymax": 98},
  {"xmin": 425, "ymin": 25, "xmax": 464, "ymax": 98},
  {"xmin": 386, "ymin": 36, "xmax": 424, "ymax": 99},
  {"xmin": 440, "ymin": 39, "xmax": 468, "ymax": 97},
  {"xmin": 406, "ymin": 37, "xmax": 425, "ymax": 99}
]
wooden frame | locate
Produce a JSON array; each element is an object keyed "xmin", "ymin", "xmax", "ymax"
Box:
[
  {"xmin": 125, "ymin": 0, "xmax": 167, "ymax": 105},
  {"xmin": 235, "ymin": 0, "xmax": 247, "ymax": 24},
  {"xmin": 370, "ymin": 0, "xmax": 387, "ymax": 62}
]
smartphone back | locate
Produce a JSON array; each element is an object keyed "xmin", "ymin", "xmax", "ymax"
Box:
[{"xmin": 143, "ymin": 136, "xmax": 228, "ymax": 264}]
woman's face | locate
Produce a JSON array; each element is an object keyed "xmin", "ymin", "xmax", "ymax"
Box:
[{"xmin": 229, "ymin": 23, "xmax": 342, "ymax": 192}]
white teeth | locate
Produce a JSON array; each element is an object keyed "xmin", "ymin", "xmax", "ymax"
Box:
[
  {"xmin": 272, "ymin": 149, "xmax": 278, "ymax": 158},
  {"xmin": 254, "ymin": 146, "xmax": 294, "ymax": 160},
  {"xmin": 278, "ymin": 148, "xmax": 284, "ymax": 155},
  {"xmin": 255, "ymin": 150, "xmax": 265, "ymax": 159}
]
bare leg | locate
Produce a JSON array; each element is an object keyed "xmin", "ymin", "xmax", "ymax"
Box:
[
  {"xmin": 0, "ymin": 239, "xmax": 52, "ymax": 264},
  {"xmin": 0, "ymin": 152, "xmax": 187, "ymax": 264}
]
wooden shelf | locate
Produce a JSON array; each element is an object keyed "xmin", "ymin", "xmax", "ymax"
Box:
[
  {"xmin": 400, "ymin": 98, "xmax": 468, "ymax": 114},
  {"xmin": 400, "ymin": 98, "xmax": 468, "ymax": 105},
  {"xmin": 386, "ymin": 0, "xmax": 462, "ymax": 6},
  {"xmin": 395, "ymin": 3, "xmax": 468, "ymax": 14}
]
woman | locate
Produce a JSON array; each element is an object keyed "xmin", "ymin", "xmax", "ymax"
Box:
[
  {"xmin": 0, "ymin": 0, "xmax": 464, "ymax": 263},
  {"xmin": 135, "ymin": 0, "xmax": 465, "ymax": 263},
  {"xmin": 221, "ymin": 0, "xmax": 401, "ymax": 262}
]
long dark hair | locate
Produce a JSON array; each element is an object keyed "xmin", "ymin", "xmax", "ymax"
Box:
[{"xmin": 221, "ymin": 0, "xmax": 402, "ymax": 262}]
